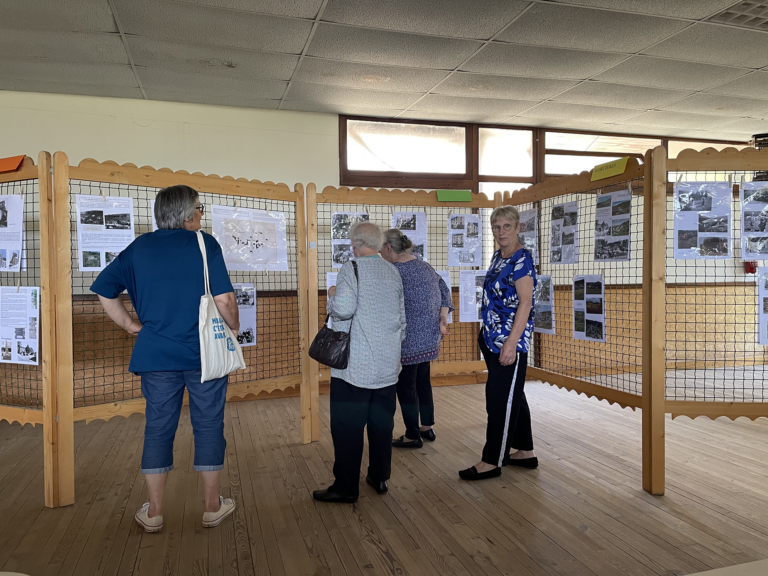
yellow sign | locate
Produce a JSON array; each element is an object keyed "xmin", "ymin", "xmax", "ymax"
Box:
[{"xmin": 590, "ymin": 157, "xmax": 629, "ymax": 181}]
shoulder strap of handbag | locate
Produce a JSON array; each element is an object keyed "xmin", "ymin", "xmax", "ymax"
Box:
[
  {"xmin": 196, "ymin": 231, "xmax": 212, "ymax": 296},
  {"xmin": 323, "ymin": 260, "xmax": 358, "ymax": 327}
]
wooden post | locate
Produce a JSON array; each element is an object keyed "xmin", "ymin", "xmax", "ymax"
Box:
[
  {"xmin": 53, "ymin": 152, "xmax": 75, "ymax": 505},
  {"xmin": 493, "ymin": 191, "xmax": 501, "ymax": 250},
  {"xmin": 39, "ymin": 152, "xmax": 59, "ymax": 508},
  {"xmin": 642, "ymin": 146, "xmax": 666, "ymax": 495},
  {"xmin": 295, "ymin": 183, "xmax": 313, "ymax": 445},
  {"xmin": 305, "ymin": 183, "xmax": 320, "ymax": 443}
]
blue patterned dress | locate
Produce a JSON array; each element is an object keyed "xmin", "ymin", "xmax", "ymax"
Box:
[{"xmin": 480, "ymin": 248, "xmax": 537, "ymax": 353}]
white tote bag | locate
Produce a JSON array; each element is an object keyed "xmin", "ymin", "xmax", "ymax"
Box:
[{"xmin": 197, "ymin": 231, "xmax": 246, "ymax": 382}]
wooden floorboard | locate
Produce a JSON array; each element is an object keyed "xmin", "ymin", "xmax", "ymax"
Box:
[{"xmin": 2, "ymin": 381, "xmax": 768, "ymax": 576}]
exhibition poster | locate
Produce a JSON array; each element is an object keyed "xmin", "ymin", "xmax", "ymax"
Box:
[
  {"xmin": 673, "ymin": 182, "xmax": 731, "ymax": 260},
  {"xmin": 572, "ymin": 274, "xmax": 605, "ymax": 342},
  {"xmin": 0, "ymin": 286, "xmax": 39, "ymax": 366},
  {"xmin": 533, "ymin": 274, "xmax": 555, "ymax": 335},
  {"xmin": 233, "ymin": 283, "xmax": 256, "ymax": 347},
  {"xmin": 459, "ymin": 269, "xmax": 485, "ymax": 323},
  {"xmin": 594, "ymin": 190, "xmax": 631, "ymax": 261},
  {"xmin": 0, "ymin": 194, "xmax": 23, "ymax": 272},
  {"xmin": 550, "ymin": 201, "xmax": 579, "ymax": 264},
  {"xmin": 212, "ymin": 205, "xmax": 289, "ymax": 272},
  {"xmin": 331, "ymin": 212, "xmax": 369, "ymax": 268},
  {"xmin": 326, "ymin": 272, "xmax": 338, "ymax": 328},
  {"xmin": 448, "ymin": 214, "xmax": 482, "ymax": 267},
  {"xmin": 741, "ymin": 182, "xmax": 768, "ymax": 259},
  {"xmin": 517, "ymin": 208, "xmax": 538, "ymax": 265},
  {"xmin": 436, "ymin": 270, "xmax": 453, "ymax": 324},
  {"xmin": 392, "ymin": 211, "xmax": 427, "ymax": 260},
  {"xmin": 76, "ymin": 195, "xmax": 136, "ymax": 271}
]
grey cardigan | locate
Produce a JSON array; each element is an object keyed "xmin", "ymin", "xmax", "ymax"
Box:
[{"xmin": 327, "ymin": 255, "xmax": 406, "ymax": 389}]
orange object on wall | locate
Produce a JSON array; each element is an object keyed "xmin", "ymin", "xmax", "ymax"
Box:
[{"xmin": 0, "ymin": 155, "xmax": 25, "ymax": 173}]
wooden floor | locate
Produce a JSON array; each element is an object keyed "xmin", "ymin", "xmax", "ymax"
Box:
[{"xmin": 2, "ymin": 382, "xmax": 768, "ymax": 576}]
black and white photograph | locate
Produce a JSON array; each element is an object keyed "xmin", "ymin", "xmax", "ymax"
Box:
[
  {"xmin": 699, "ymin": 237, "xmax": 728, "ymax": 257},
  {"xmin": 16, "ymin": 341, "xmax": 37, "ymax": 363},
  {"xmin": 611, "ymin": 218, "xmax": 630, "ymax": 237},
  {"xmin": 677, "ymin": 230, "xmax": 698, "ymax": 250},
  {"xmin": 585, "ymin": 319, "xmax": 603, "ymax": 340},
  {"xmin": 14, "ymin": 327, "xmax": 25, "ymax": 339},
  {"xmin": 0, "ymin": 200, "xmax": 7, "ymax": 228},
  {"xmin": 551, "ymin": 223, "xmax": 561, "ymax": 247},
  {"xmin": 235, "ymin": 286, "xmax": 255, "ymax": 307},
  {"xmin": 450, "ymin": 215, "xmax": 465, "ymax": 230},
  {"xmin": 574, "ymin": 311, "xmax": 585, "ymax": 332},
  {"xmin": 586, "ymin": 297, "xmax": 603, "ymax": 315},
  {"xmin": 394, "ymin": 213, "xmax": 416, "ymax": 230},
  {"xmin": 237, "ymin": 327, "xmax": 255, "ymax": 345},
  {"xmin": 105, "ymin": 252, "xmax": 119, "ymax": 264},
  {"xmin": 586, "ymin": 281, "xmax": 602, "ymax": 295},
  {"xmin": 562, "ymin": 231, "xmax": 575, "ymax": 245},
  {"xmin": 612, "ymin": 200, "xmax": 631, "ymax": 216},
  {"xmin": 412, "ymin": 244, "xmax": 424, "ymax": 258},
  {"xmin": 458, "ymin": 251, "xmax": 475, "ymax": 264},
  {"xmin": 574, "ymin": 279, "xmax": 585, "ymax": 300},
  {"xmin": 596, "ymin": 195, "xmax": 611, "ymax": 210},
  {"xmin": 595, "ymin": 218, "xmax": 611, "ymax": 236},
  {"xmin": 552, "ymin": 205, "xmax": 565, "ymax": 221},
  {"xmin": 332, "ymin": 243, "xmax": 354, "ymax": 265},
  {"xmin": 331, "ymin": 213, "xmax": 369, "ymax": 240},
  {"xmin": 534, "ymin": 305, "xmax": 553, "ymax": 331},
  {"xmin": 519, "ymin": 235, "xmax": 536, "ymax": 253},
  {"xmin": 80, "ymin": 210, "xmax": 104, "ymax": 226},
  {"xmin": 747, "ymin": 236, "xmax": 768, "ymax": 255},
  {"xmin": 9, "ymin": 252, "xmax": 19, "ymax": 267},
  {"xmin": 563, "ymin": 211, "xmax": 578, "ymax": 227},
  {"xmin": 762, "ymin": 297, "xmax": 768, "ymax": 314},
  {"xmin": 744, "ymin": 186, "xmax": 768, "ymax": 204},
  {"xmin": 466, "ymin": 221, "xmax": 479, "ymax": 238},
  {"xmin": 595, "ymin": 239, "xmax": 629, "ymax": 260},
  {"xmin": 551, "ymin": 248, "xmax": 562, "ymax": 263},
  {"xmin": 537, "ymin": 277, "xmax": 552, "ymax": 302},
  {"xmin": 0, "ymin": 250, "xmax": 6, "ymax": 269},
  {"xmin": 677, "ymin": 190, "xmax": 712, "ymax": 212},
  {"xmin": 475, "ymin": 275, "xmax": 485, "ymax": 320},
  {"xmin": 519, "ymin": 212, "xmax": 536, "ymax": 233},
  {"xmin": 1, "ymin": 340, "xmax": 10, "ymax": 361},
  {"xmin": 698, "ymin": 214, "xmax": 728, "ymax": 233},
  {"xmin": 105, "ymin": 213, "xmax": 132, "ymax": 230},
  {"xmin": 744, "ymin": 211, "xmax": 768, "ymax": 232},
  {"xmin": 83, "ymin": 251, "xmax": 101, "ymax": 268},
  {"xmin": 29, "ymin": 317, "xmax": 37, "ymax": 340},
  {"xmin": 452, "ymin": 234, "xmax": 464, "ymax": 248}
]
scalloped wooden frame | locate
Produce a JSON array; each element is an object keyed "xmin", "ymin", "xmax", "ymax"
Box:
[
  {"xmin": 316, "ymin": 184, "xmax": 496, "ymax": 208},
  {"xmin": 667, "ymin": 145, "xmax": 768, "ymax": 172},
  {"xmin": 0, "ymin": 155, "xmax": 38, "ymax": 184}
]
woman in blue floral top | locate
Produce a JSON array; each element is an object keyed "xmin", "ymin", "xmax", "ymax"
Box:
[{"xmin": 460, "ymin": 206, "xmax": 538, "ymax": 481}]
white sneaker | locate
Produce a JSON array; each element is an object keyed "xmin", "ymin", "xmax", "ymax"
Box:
[
  {"xmin": 202, "ymin": 496, "xmax": 235, "ymax": 528},
  {"xmin": 135, "ymin": 503, "xmax": 163, "ymax": 533}
]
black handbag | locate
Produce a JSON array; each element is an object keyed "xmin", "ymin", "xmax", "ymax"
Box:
[{"xmin": 308, "ymin": 261, "xmax": 358, "ymax": 369}]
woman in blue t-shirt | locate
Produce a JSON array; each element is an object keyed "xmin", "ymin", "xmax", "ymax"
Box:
[{"xmin": 459, "ymin": 206, "xmax": 538, "ymax": 481}]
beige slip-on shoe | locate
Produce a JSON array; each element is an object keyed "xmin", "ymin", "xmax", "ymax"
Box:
[
  {"xmin": 135, "ymin": 503, "xmax": 163, "ymax": 533},
  {"xmin": 202, "ymin": 496, "xmax": 236, "ymax": 528}
]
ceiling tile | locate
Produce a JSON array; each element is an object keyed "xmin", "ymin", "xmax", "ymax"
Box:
[
  {"xmin": 658, "ymin": 93, "xmax": 768, "ymax": 117},
  {"xmin": 616, "ymin": 110, "xmax": 739, "ymax": 129},
  {"xmin": 672, "ymin": 129, "xmax": 752, "ymax": 141},
  {"xmin": 705, "ymin": 71, "xmax": 768, "ymax": 98},
  {"xmin": 174, "ymin": 0, "xmax": 323, "ymax": 18},
  {"xmin": 591, "ymin": 123, "xmax": 688, "ymax": 137},
  {"xmin": 709, "ymin": 118, "xmax": 768, "ymax": 134},
  {"xmin": 294, "ymin": 58, "xmax": 449, "ymax": 92},
  {"xmin": 399, "ymin": 110, "xmax": 512, "ymax": 123},
  {"xmin": 321, "ymin": 0, "xmax": 529, "ymax": 40},
  {"xmin": 552, "ymin": 0, "xmax": 745, "ymax": 19},
  {"xmin": 114, "ymin": 0, "xmax": 311, "ymax": 54},
  {"xmin": 517, "ymin": 101, "xmax": 642, "ymax": 122},
  {"xmin": 409, "ymin": 94, "xmax": 535, "ymax": 116},
  {"xmin": 553, "ymin": 81, "xmax": 692, "ymax": 109},
  {"xmin": 462, "ymin": 44, "xmax": 627, "ymax": 80},
  {"xmin": 0, "ymin": 79, "xmax": 143, "ymax": 99},
  {"xmin": 594, "ymin": 56, "xmax": 751, "ymax": 90},
  {"xmin": 0, "ymin": 29, "xmax": 128, "ymax": 65},
  {"xmin": 127, "ymin": 38, "xmax": 297, "ymax": 81},
  {"xmin": 644, "ymin": 24, "xmax": 768, "ymax": 69},
  {"xmin": 0, "ymin": 0, "xmax": 118, "ymax": 33},
  {"xmin": 138, "ymin": 68, "xmax": 288, "ymax": 99},
  {"xmin": 286, "ymin": 82, "xmax": 421, "ymax": 109},
  {"xmin": 145, "ymin": 88, "xmax": 281, "ymax": 110},
  {"xmin": 307, "ymin": 24, "xmax": 482, "ymax": 69},
  {"xmin": 281, "ymin": 100, "xmax": 398, "ymax": 117},
  {"xmin": 435, "ymin": 73, "xmax": 578, "ymax": 100},
  {"xmin": 0, "ymin": 60, "xmax": 136, "ymax": 86},
  {"xmin": 496, "ymin": 4, "xmax": 687, "ymax": 53}
]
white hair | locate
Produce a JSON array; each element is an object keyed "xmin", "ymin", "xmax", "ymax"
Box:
[{"xmin": 349, "ymin": 221, "xmax": 384, "ymax": 251}]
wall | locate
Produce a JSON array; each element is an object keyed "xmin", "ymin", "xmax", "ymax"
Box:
[{"xmin": 0, "ymin": 91, "xmax": 339, "ymax": 188}]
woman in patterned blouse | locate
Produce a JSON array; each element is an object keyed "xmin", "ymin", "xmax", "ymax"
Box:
[{"xmin": 459, "ymin": 206, "xmax": 538, "ymax": 481}]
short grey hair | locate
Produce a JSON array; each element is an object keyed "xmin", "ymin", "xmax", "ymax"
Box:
[
  {"xmin": 383, "ymin": 228, "xmax": 413, "ymax": 254},
  {"xmin": 349, "ymin": 221, "xmax": 384, "ymax": 251},
  {"xmin": 490, "ymin": 205, "xmax": 520, "ymax": 227},
  {"xmin": 155, "ymin": 185, "xmax": 199, "ymax": 230}
]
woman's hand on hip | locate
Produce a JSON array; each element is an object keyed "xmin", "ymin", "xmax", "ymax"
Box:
[
  {"xmin": 126, "ymin": 321, "xmax": 142, "ymax": 335},
  {"xmin": 499, "ymin": 340, "xmax": 517, "ymax": 366}
]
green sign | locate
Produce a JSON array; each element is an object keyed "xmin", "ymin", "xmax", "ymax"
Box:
[{"xmin": 436, "ymin": 189, "xmax": 472, "ymax": 202}]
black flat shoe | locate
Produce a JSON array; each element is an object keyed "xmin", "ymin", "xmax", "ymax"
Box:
[
  {"xmin": 502, "ymin": 456, "xmax": 539, "ymax": 469},
  {"xmin": 458, "ymin": 466, "xmax": 501, "ymax": 481},
  {"xmin": 366, "ymin": 476, "xmax": 388, "ymax": 495},
  {"xmin": 420, "ymin": 429, "xmax": 436, "ymax": 442},
  {"xmin": 313, "ymin": 488, "xmax": 358, "ymax": 504},
  {"xmin": 392, "ymin": 435, "xmax": 423, "ymax": 449}
]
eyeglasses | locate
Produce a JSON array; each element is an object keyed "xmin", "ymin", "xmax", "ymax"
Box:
[
  {"xmin": 196, "ymin": 204, "xmax": 205, "ymax": 214},
  {"xmin": 491, "ymin": 223, "xmax": 515, "ymax": 234}
]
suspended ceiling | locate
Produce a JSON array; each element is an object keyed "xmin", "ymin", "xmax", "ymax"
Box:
[{"xmin": 2, "ymin": 0, "xmax": 768, "ymax": 142}]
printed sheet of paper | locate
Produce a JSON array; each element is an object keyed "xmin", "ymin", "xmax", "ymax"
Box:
[
  {"xmin": 233, "ymin": 283, "xmax": 257, "ymax": 347},
  {"xmin": 674, "ymin": 182, "xmax": 732, "ymax": 260},
  {"xmin": 0, "ymin": 195, "xmax": 23, "ymax": 272},
  {"xmin": 572, "ymin": 274, "xmax": 605, "ymax": 342},
  {"xmin": 331, "ymin": 212, "xmax": 369, "ymax": 268},
  {"xmin": 392, "ymin": 211, "xmax": 428, "ymax": 261},
  {"xmin": 534, "ymin": 274, "xmax": 554, "ymax": 335},
  {"xmin": 76, "ymin": 195, "xmax": 136, "ymax": 271},
  {"xmin": 550, "ymin": 201, "xmax": 579, "ymax": 264},
  {"xmin": 758, "ymin": 269, "xmax": 768, "ymax": 346},
  {"xmin": 150, "ymin": 199, "xmax": 158, "ymax": 231},
  {"xmin": 741, "ymin": 182, "xmax": 768, "ymax": 259},
  {"xmin": 459, "ymin": 270, "xmax": 485, "ymax": 323},
  {"xmin": 212, "ymin": 205, "xmax": 289, "ymax": 272},
  {"xmin": 448, "ymin": 214, "xmax": 482, "ymax": 267},
  {"xmin": 517, "ymin": 208, "xmax": 538, "ymax": 265},
  {"xmin": 436, "ymin": 270, "xmax": 453, "ymax": 324},
  {"xmin": 326, "ymin": 272, "xmax": 338, "ymax": 329},
  {"xmin": 594, "ymin": 190, "xmax": 631, "ymax": 261},
  {"xmin": 0, "ymin": 286, "xmax": 40, "ymax": 366}
]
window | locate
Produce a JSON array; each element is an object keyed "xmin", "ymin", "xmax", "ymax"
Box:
[
  {"xmin": 545, "ymin": 154, "xmax": 623, "ymax": 176},
  {"xmin": 479, "ymin": 128, "xmax": 533, "ymax": 178},
  {"xmin": 479, "ymin": 182, "xmax": 530, "ymax": 196},
  {"xmin": 546, "ymin": 132, "xmax": 661, "ymax": 155}
]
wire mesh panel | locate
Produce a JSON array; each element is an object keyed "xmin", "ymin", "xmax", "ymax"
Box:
[
  {"xmin": 528, "ymin": 175, "xmax": 645, "ymax": 396},
  {"xmin": 68, "ymin": 180, "xmax": 302, "ymax": 408},
  {"xmin": 315, "ymin": 201, "xmax": 494, "ymax": 368},
  {"xmin": 0, "ymin": 178, "xmax": 43, "ymax": 408},
  {"xmin": 665, "ymin": 169, "xmax": 767, "ymax": 402}
]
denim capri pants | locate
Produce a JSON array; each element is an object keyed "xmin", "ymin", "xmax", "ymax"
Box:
[{"xmin": 139, "ymin": 370, "xmax": 228, "ymax": 474}]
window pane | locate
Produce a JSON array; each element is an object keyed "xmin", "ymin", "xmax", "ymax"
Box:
[
  {"xmin": 546, "ymin": 132, "xmax": 660, "ymax": 155},
  {"xmin": 668, "ymin": 140, "xmax": 749, "ymax": 158},
  {"xmin": 479, "ymin": 128, "xmax": 533, "ymax": 177},
  {"xmin": 545, "ymin": 154, "xmax": 622, "ymax": 176},
  {"xmin": 347, "ymin": 120, "xmax": 466, "ymax": 173},
  {"xmin": 479, "ymin": 182, "xmax": 530, "ymax": 196}
]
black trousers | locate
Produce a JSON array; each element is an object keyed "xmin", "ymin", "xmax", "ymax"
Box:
[
  {"xmin": 479, "ymin": 335, "xmax": 533, "ymax": 467},
  {"xmin": 396, "ymin": 361, "xmax": 435, "ymax": 440},
  {"xmin": 330, "ymin": 377, "xmax": 396, "ymax": 498}
]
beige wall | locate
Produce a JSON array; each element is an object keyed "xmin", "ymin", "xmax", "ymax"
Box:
[{"xmin": 0, "ymin": 91, "xmax": 339, "ymax": 188}]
